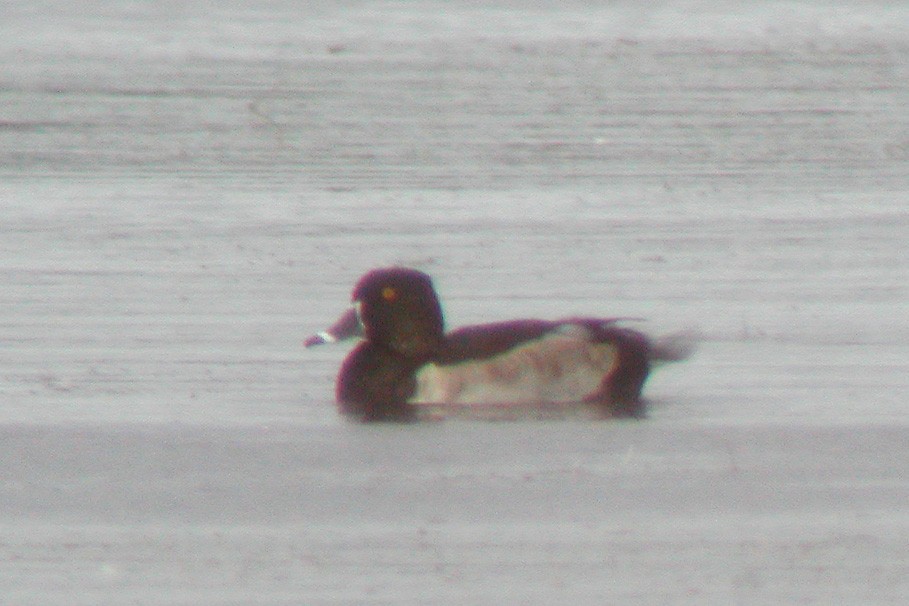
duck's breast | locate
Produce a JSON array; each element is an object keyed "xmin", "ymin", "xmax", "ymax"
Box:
[{"xmin": 409, "ymin": 333, "xmax": 618, "ymax": 405}]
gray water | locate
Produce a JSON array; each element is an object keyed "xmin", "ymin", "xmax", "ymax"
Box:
[{"xmin": 2, "ymin": 2, "xmax": 909, "ymax": 603}]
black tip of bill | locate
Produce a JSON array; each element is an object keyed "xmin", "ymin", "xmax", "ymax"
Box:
[{"xmin": 304, "ymin": 332, "xmax": 334, "ymax": 348}]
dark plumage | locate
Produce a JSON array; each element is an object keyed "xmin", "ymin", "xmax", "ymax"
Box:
[{"xmin": 306, "ymin": 267, "xmax": 692, "ymax": 422}]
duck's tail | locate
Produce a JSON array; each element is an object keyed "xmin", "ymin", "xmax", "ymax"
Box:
[{"xmin": 649, "ymin": 330, "xmax": 698, "ymax": 365}]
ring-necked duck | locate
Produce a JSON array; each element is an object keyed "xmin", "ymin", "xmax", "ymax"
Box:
[{"xmin": 306, "ymin": 267, "xmax": 692, "ymax": 422}]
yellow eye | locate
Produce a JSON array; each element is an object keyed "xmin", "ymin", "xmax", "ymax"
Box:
[{"xmin": 381, "ymin": 286, "xmax": 397, "ymax": 301}]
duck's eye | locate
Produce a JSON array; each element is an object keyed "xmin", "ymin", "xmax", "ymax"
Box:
[{"xmin": 381, "ymin": 286, "xmax": 398, "ymax": 302}]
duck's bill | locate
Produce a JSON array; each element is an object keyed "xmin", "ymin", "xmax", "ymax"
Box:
[{"xmin": 304, "ymin": 305, "xmax": 363, "ymax": 347}]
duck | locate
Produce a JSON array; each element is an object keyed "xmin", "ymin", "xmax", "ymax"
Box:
[{"xmin": 305, "ymin": 267, "xmax": 692, "ymax": 422}]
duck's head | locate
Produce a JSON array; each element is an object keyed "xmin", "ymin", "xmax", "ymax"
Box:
[{"xmin": 306, "ymin": 267, "xmax": 445, "ymax": 359}]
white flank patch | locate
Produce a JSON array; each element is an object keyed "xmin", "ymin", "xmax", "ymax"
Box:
[{"xmin": 409, "ymin": 333, "xmax": 618, "ymax": 405}]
